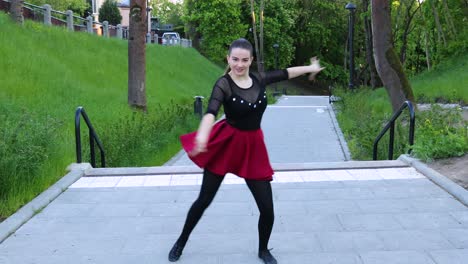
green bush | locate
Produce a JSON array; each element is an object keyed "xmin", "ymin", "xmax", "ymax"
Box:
[
  {"xmin": 412, "ymin": 105, "xmax": 468, "ymax": 161},
  {"xmin": 0, "ymin": 103, "xmax": 63, "ymax": 211},
  {"xmin": 95, "ymin": 102, "xmax": 199, "ymax": 167},
  {"xmin": 98, "ymin": 0, "xmax": 122, "ymax": 25}
]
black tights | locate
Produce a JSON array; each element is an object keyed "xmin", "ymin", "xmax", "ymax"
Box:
[{"xmin": 176, "ymin": 169, "xmax": 274, "ymax": 252}]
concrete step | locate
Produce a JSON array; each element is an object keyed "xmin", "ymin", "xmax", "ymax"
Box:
[{"xmin": 85, "ymin": 160, "xmax": 409, "ymax": 177}]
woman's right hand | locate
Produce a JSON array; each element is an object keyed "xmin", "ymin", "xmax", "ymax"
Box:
[{"xmin": 189, "ymin": 137, "xmax": 208, "ymax": 157}]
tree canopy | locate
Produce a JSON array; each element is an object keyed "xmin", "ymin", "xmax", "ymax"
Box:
[
  {"xmin": 181, "ymin": 0, "xmax": 467, "ymax": 87},
  {"xmin": 98, "ymin": 0, "xmax": 122, "ymax": 25}
]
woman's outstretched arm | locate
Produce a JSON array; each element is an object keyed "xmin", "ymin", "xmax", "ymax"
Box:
[{"xmin": 287, "ymin": 57, "xmax": 324, "ymax": 80}]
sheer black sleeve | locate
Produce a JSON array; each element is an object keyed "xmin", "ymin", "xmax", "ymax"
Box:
[
  {"xmin": 205, "ymin": 77, "xmax": 231, "ymax": 116},
  {"xmin": 259, "ymin": 69, "xmax": 289, "ymax": 86}
]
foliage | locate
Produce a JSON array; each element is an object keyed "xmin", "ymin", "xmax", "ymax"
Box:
[
  {"xmin": 334, "ymin": 85, "xmax": 468, "ymax": 162},
  {"xmin": 98, "ymin": 103, "xmax": 199, "ymax": 167},
  {"xmin": 183, "ymin": 0, "xmax": 248, "ymax": 64},
  {"xmin": 412, "ymin": 105, "xmax": 468, "ymax": 161},
  {"xmin": 150, "ymin": 0, "xmax": 184, "ymax": 28},
  {"xmin": 28, "ymin": 0, "xmax": 89, "ymax": 16},
  {"xmin": 0, "ymin": 102, "xmax": 64, "ymax": 214},
  {"xmin": 319, "ymin": 60, "xmax": 348, "ymax": 84},
  {"xmin": 246, "ymin": 0, "xmax": 296, "ymax": 70},
  {"xmin": 98, "ymin": 0, "xmax": 122, "ymax": 25},
  {"xmin": 290, "ymin": 0, "xmax": 348, "ymax": 66}
]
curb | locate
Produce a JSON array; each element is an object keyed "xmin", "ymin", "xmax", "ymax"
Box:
[
  {"xmin": 398, "ymin": 154, "xmax": 468, "ymax": 206},
  {"xmin": 0, "ymin": 163, "xmax": 91, "ymax": 243},
  {"xmin": 328, "ymin": 103, "xmax": 352, "ymax": 161}
]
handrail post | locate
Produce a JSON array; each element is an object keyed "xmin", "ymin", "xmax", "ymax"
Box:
[
  {"xmin": 408, "ymin": 101, "xmax": 415, "ymax": 154},
  {"xmin": 75, "ymin": 107, "xmax": 82, "ymax": 163},
  {"xmin": 389, "ymin": 121, "xmax": 395, "ymax": 160},
  {"xmin": 373, "ymin": 100, "xmax": 416, "ymax": 160},
  {"xmin": 75, "ymin": 106, "xmax": 106, "ymax": 167},
  {"xmin": 89, "ymin": 129, "xmax": 96, "ymax": 167}
]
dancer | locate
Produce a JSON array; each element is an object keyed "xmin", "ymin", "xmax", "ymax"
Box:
[{"xmin": 169, "ymin": 38, "xmax": 324, "ymax": 264}]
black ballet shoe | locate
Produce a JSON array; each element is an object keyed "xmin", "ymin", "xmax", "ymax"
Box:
[
  {"xmin": 168, "ymin": 242, "xmax": 184, "ymax": 262},
  {"xmin": 258, "ymin": 249, "xmax": 278, "ymax": 264}
]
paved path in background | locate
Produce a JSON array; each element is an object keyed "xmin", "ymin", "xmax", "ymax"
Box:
[{"xmin": 166, "ymin": 96, "xmax": 350, "ymax": 166}]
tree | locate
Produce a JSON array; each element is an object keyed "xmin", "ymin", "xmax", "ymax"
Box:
[
  {"xmin": 392, "ymin": 0, "xmax": 421, "ymax": 66},
  {"xmin": 10, "ymin": 0, "xmax": 24, "ymax": 24},
  {"xmin": 371, "ymin": 0, "xmax": 415, "ymax": 112},
  {"xmin": 249, "ymin": 0, "xmax": 261, "ymax": 71},
  {"xmin": 150, "ymin": 0, "xmax": 184, "ymax": 27},
  {"xmin": 183, "ymin": 0, "xmax": 248, "ymax": 64},
  {"xmin": 98, "ymin": 0, "xmax": 122, "ymax": 25},
  {"xmin": 362, "ymin": 0, "xmax": 382, "ymax": 88},
  {"xmin": 128, "ymin": 0, "xmax": 147, "ymax": 112}
]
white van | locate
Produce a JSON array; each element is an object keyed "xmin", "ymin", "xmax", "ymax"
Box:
[{"xmin": 162, "ymin": 32, "xmax": 180, "ymax": 45}]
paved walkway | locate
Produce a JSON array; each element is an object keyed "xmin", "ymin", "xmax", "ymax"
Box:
[
  {"xmin": 0, "ymin": 96, "xmax": 467, "ymax": 264},
  {"xmin": 166, "ymin": 96, "xmax": 350, "ymax": 166}
]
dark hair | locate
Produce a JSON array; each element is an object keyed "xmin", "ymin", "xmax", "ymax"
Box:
[{"xmin": 228, "ymin": 38, "xmax": 253, "ymax": 57}]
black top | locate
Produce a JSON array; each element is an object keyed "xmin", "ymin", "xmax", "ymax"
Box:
[{"xmin": 206, "ymin": 69, "xmax": 289, "ymax": 130}]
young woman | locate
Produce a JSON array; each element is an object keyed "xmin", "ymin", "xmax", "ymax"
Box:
[{"xmin": 169, "ymin": 38, "xmax": 324, "ymax": 264}]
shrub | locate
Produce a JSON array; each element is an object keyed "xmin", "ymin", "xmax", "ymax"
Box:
[
  {"xmin": 98, "ymin": 0, "xmax": 122, "ymax": 25},
  {"xmin": 412, "ymin": 105, "xmax": 468, "ymax": 161}
]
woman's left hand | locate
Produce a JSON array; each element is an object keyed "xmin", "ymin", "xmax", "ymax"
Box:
[{"xmin": 308, "ymin": 57, "xmax": 325, "ymax": 81}]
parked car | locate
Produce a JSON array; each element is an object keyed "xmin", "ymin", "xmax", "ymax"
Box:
[{"xmin": 162, "ymin": 32, "xmax": 180, "ymax": 45}]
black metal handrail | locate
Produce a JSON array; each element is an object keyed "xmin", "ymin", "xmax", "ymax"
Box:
[
  {"xmin": 75, "ymin": 107, "xmax": 106, "ymax": 167},
  {"xmin": 373, "ymin": 100, "xmax": 415, "ymax": 160}
]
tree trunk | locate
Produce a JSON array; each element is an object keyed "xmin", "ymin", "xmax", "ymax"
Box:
[
  {"xmin": 250, "ymin": 0, "xmax": 261, "ymax": 72},
  {"xmin": 419, "ymin": 2, "xmax": 431, "ymax": 70},
  {"xmin": 10, "ymin": 0, "xmax": 24, "ymax": 24},
  {"xmin": 363, "ymin": 0, "xmax": 382, "ymax": 88},
  {"xmin": 430, "ymin": 0, "xmax": 447, "ymax": 47},
  {"xmin": 398, "ymin": 1, "xmax": 420, "ymax": 65},
  {"xmin": 371, "ymin": 0, "xmax": 415, "ymax": 112},
  {"xmin": 128, "ymin": 0, "xmax": 147, "ymax": 112},
  {"xmin": 258, "ymin": 0, "xmax": 264, "ymax": 73},
  {"xmin": 424, "ymin": 30, "xmax": 431, "ymax": 70},
  {"xmin": 442, "ymin": 0, "xmax": 457, "ymax": 38}
]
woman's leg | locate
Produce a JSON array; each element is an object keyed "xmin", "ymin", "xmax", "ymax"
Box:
[
  {"xmin": 169, "ymin": 169, "xmax": 224, "ymax": 261},
  {"xmin": 244, "ymin": 179, "xmax": 275, "ymax": 252}
]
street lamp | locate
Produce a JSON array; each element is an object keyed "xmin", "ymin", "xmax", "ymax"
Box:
[
  {"xmin": 147, "ymin": 0, "xmax": 152, "ymax": 33},
  {"xmin": 146, "ymin": 0, "xmax": 153, "ymax": 43},
  {"xmin": 345, "ymin": 2, "xmax": 356, "ymax": 90},
  {"xmin": 273, "ymin": 43, "xmax": 279, "ymax": 93}
]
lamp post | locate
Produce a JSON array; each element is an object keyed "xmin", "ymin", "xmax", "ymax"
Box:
[
  {"xmin": 345, "ymin": 2, "xmax": 356, "ymax": 90},
  {"xmin": 146, "ymin": 0, "xmax": 152, "ymax": 43},
  {"xmin": 273, "ymin": 43, "xmax": 279, "ymax": 93}
]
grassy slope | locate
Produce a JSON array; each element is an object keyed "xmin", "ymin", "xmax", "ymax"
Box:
[
  {"xmin": 411, "ymin": 52, "xmax": 468, "ymax": 104},
  {"xmin": 0, "ymin": 12, "xmax": 222, "ymax": 156},
  {"xmin": 0, "ymin": 13, "xmax": 222, "ymax": 216}
]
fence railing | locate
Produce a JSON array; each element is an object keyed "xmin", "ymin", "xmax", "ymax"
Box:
[{"xmin": 0, "ymin": 0, "xmax": 193, "ymax": 47}]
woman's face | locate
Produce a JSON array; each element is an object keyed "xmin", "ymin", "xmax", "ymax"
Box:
[{"xmin": 227, "ymin": 48, "xmax": 253, "ymax": 77}]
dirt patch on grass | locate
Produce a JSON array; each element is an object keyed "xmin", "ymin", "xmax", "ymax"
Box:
[{"xmin": 425, "ymin": 154, "xmax": 468, "ymax": 190}]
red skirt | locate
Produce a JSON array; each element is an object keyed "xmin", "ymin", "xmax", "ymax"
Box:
[{"xmin": 180, "ymin": 120, "xmax": 274, "ymax": 181}]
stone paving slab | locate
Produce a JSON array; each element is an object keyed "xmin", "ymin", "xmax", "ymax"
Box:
[{"xmin": 0, "ymin": 167, "xmax": 467, "ymax": 264}]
